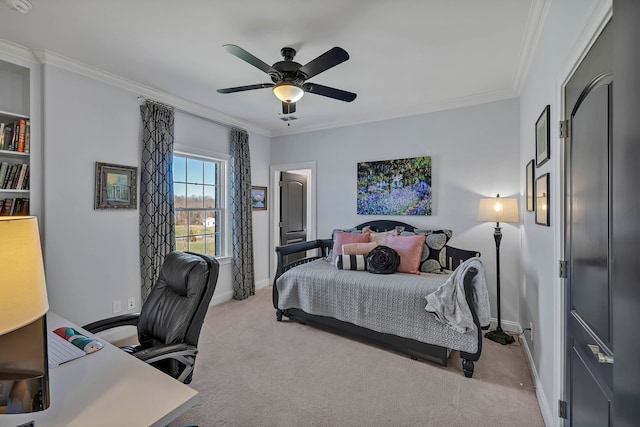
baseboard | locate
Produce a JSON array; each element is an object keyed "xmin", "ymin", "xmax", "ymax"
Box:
[
  {"xmin": 520, "ymin": 333, "xmax": 554, "ymax": 426},
  {"xmin": 488, "ymin": 318, "xmax": 521, "ymax": 333},
  {"xmin": 209, "ymin": 278, "xmax": 271, "ymax": 307}
]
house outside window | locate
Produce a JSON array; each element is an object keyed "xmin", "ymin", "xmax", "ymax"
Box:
[{"xmin": 173, "ymin": 154, "xmax": 226, "ymax": 257}]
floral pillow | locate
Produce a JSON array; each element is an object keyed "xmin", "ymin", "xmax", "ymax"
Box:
[{"xmin": 362, "ymin": 226, "xmax": 398, "ymax": 245}]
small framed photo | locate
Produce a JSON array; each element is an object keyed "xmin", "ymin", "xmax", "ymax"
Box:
[
  {"xmin": 251, "ymin": 186, "xmax": 267, "ymax": 211},
  {"xmin": 536, "ymin": 105, "xmax": 550, "ymax": 167},
  {"xmin": 95, "ymin": 162, "xmax": 138, "ymax": 209},
  {"xmin": 526, "ymin": 159, "xmax": 535, "ymax": 212},
  {"xmin": 535, "ymin": 173, "xmax": 550, "ymax": 226}
]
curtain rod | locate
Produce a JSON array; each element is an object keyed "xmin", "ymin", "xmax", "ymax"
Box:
[{"xmin": 137, "ymin": 95, "xmax": 243, "ymax": 132}]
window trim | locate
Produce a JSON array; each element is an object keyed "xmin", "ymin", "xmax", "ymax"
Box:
[{"xmin": 173, "ymin": 147, "xmax": 230, "ymax": 259}]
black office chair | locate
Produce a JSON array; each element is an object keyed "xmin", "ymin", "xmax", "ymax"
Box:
[{"xmin": 84, "ymin": 251, "xmax": 219, "ymax": 384}]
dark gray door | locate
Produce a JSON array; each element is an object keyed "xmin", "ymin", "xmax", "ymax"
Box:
[
  {"xmin": 612, "ymin": 0, "xmax": 640, "ymax": 423},
  {"xmin": 564, "ymin": 23, "xmax": 613, "ymax": 426},
  {"xmin": 280, "ymin": 171, "xmax": 307, "ymax": 263}
]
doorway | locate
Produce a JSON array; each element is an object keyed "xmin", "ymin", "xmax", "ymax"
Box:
[{"xmin": 269, "ymin": 162, "xmax": 317, "ymax": 281}]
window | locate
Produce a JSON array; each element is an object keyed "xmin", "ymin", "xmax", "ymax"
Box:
[{"xmin": 173, "ymin": 154, "xmax": 225, "ymax": 257}]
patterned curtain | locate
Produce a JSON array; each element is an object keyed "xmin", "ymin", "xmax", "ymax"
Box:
[
  {"xmin": 230, "ymin": 128, "xmax": 255, "ymax": 300},
  {"xmin": 139, "ymin": 101, "xmax": 175, "ymax": 301}
]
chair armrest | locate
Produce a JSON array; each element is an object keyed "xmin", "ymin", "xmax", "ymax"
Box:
[
  {"xmin": 83, "ymin": 313, "xmax": 141, "ymax": 334},
  {"xmin": 133, "ymin": 343, "xmax": 197, "ymax": 363}
]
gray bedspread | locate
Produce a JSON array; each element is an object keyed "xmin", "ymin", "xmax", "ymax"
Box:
[{"xmin": 276, "ymin": 259, "xmax": 488, "ymax": 353}]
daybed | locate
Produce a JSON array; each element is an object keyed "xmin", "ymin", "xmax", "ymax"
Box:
[{"xmin": 273, "ymin": 220, "xmax": 490, "ymax": 377}]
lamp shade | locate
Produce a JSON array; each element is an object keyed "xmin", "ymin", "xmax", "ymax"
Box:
[
  {"xmin": 0, "ymin": 216, "xmax": 48, "ymax": 335},
  {"xmin": 273, "ymin": 84, "xmax": 304, "ymax": 103},
  {"xmin": 478, "ymin": 196, "xmax": 519, "ymax": 223}
]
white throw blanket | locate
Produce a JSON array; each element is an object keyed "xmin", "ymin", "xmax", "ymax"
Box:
[{"xmin": 424, "ymin": 257, "xmax": 490, "ymax": 334}]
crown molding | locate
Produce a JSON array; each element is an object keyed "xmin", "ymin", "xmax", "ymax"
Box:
[
  {"xmin": 512, "ymin": 0, "xmax": 552, "ymax": 94},
  {"xmin": 271, "ymin": 87, "xmax": 518, "ymax": 137},
  {"xmin": 0, "ymin": 37, "xmax": 38, "ymax": 65},
  {"xmin": 29, "ymin": 49, "xmax": 271, "ymax": 137}
]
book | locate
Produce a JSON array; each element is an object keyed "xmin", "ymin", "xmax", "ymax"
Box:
[
  {"xmin": 0, "ymin": 198, "xmax": 13, "ymax": 216},
  {"xmin": 15, "ymin": 163, "xmax": 28, "ymax": 189},
  {"xmin": 3, "ymin": 164, "xmax": 18, "ymax": 189},
  {"xmin": 24, "ymin": 120, "xmax": 30, "ymax": 153},
  {"xmin": 0, "ymin": 162, "xmax": 8, "ymax": 185},
  {"xmin": 1, "ymin": 123, "xmax": 12, "ymax": 150},
  {"xmin": 16, "ymin": 119, "xmax": 26, "ymax": 152},
  {"xmin": 0, "ymin": 123, "xmax": 4, "ymax": 149}
]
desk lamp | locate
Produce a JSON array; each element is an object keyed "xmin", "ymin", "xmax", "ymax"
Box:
[
  {"xmin": 0, "ymin": 216, "xmax": 50, "ymax": 414},
  {"xmin": 478, "ymin": 195, "xmax": 519, "ymax": 345}
]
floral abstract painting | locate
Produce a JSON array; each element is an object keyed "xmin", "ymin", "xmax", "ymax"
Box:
[{"xmin": 357, "ymin": 156, "xmax": 432, "ymax": 215}]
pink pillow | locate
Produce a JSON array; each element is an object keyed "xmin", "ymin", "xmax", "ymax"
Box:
[
  {"xmin": 383, "ymin": 234, "xmax": 426, "ymax": 274},
  {"xmin": 332, "ymin": 231, "xmax": 371, "ymax": 263},
  {"xmin": 342, "ymin": 241, "xmax": 378, "ymax": 255}
]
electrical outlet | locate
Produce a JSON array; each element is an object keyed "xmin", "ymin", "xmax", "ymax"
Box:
[
  {"xmin": 529, "ymin": 321, "xmax": 534, "ymax": 343},
  {"xmin": 127, "ymin": 297, "xmax": 135, "ymax": 310},
  {"xmin": 112, "ymin": 300, "xmax": 122, "ymax": 314}
]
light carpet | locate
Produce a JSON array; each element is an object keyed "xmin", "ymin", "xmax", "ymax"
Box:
[{"xmin": 168, "ymin": 285, "xmax": 544, "ymax": 427}]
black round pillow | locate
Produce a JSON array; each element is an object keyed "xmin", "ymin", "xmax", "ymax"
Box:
[{"xmin": 366, "ymin": 245, "xmax": 400, "ymax": 274}]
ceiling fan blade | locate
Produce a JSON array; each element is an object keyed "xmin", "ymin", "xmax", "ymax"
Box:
[
  {"xmin": 217, "ymin": 83, "xmax": 274, "ymax": 94},
  {"xmin": 282, "ymin": 102, "xmax": 296, "ymax": 115},
  {"xmin": 298, "ymin": 47, "xmax": 349, "ymax": 80},
  {"xmin": 222, "ymin": 44, "xmax": 273, "ymax": 74},
  {"xmin": 303, "ymin": 83, "xmax": 357, "ymax": 102}
]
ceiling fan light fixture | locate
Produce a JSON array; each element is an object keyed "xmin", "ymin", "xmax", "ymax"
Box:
[
  {"xmin": 3, "ymin": 0, "xmax": 32, "ymax": 13},
  {"xmin": 273, "ymin": 84, "xmax": 304, "ymax": 103}
]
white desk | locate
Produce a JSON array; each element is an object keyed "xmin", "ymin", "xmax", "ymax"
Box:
[{"xmin": 2, "ymin": 312, "xmax": 199, "ymax": 427}]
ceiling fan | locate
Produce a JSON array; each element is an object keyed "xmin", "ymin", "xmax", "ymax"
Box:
[{"xmin": 217, "ymin": 44, "xmax": 357, "ymax": 114}]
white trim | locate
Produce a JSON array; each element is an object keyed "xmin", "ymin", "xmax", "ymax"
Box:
[
  {"xmin": 553, "ymin": 2, "xmax": 612, "ymax": 426},
  {"xmin": 208, "ymin": 278, "xmax": 270, "ymax": 307},
  {"xmin": 521, "ymin": 336, "xmax": 554, "ymax": 426},
  {"xmin": 269, "ymin": 162, "xmax": 318, "ymax": 280},
  {"xmin": 27, "ymin": 48, "xmax": 271, "ymax": 137},
  {"xmin": 487, "ymin": 318, "xmax": 520, "ymax": 333},
  {"xmin": 0, "ymin": 38, "xmax": 38, "ymax": 64},
  {"xmin": 512, "ymin": 0, "xmax": 553, "ymax": 94}
]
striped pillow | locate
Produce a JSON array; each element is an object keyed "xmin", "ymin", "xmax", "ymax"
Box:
[{"xmin": 335, "ymin": 254, "xmax": 367, "ymax": 271}]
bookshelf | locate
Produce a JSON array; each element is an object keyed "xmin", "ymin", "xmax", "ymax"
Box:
[{"xmin": 0, "ymin": 59, "xmax": 31, "ymax": 216}]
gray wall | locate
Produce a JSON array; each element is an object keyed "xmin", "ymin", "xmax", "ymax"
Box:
[
  {"xmin": 518, "ymin": 0, "xmax": 606, "ymax": 424},
  {"xmin": 271, "ymin": 98, "xmax": 522, "ymax": 330},
  {"xmin": 41, "ymin": 65, "xmax": 271, "ymax": 326}
]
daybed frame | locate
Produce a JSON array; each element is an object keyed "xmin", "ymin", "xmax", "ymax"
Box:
[{"xmin": 273, "ymin": 220, "xmax": 485, "ymax": 378}]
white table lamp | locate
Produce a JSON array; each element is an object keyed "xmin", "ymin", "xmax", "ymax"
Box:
[{"xmin": 0, "ymin": 216, "xmax": 50, "ymax": 414}]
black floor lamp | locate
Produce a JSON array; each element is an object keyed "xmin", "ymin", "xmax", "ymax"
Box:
[{"xmin": 478, "ymin": 194, "xmax": 519, "ymax": 345}]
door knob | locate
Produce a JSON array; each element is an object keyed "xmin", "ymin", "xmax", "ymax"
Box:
[{"xmin": 587, "ymin": 344, "xmax": 614, "ymax": 364}]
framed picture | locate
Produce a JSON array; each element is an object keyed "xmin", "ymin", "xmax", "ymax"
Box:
[
  {"xmin": 535, "ymin": 173, "xmax": 550, "ymax": 226},
  {"xmin": 526, "ymin": 159, "xmax": 535, "ymax": 212},
  {"xmin": 536, "ymin": 105, "xmax": 550, "ymax": 167},
  {"xmin": 251, "ymin": 186, "xmax": 267, "ymax": 210},
  {"xmin": 94, "ymin": 162, "xmax": 138, "ymax": 209},
  {"xmin": 357, "ymin": 156, "xmax": 432, "ymax": 215}
]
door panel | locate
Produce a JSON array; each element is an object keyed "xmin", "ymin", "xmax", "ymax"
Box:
[
  {"xmin": 280, "ymin": 171, "xmax": 307, "ymax": 263},
  {"xmin": 564, "ymin": 23, "xmax": 613, "ymax": 426},
  {"xmin": 570, "ymin": 83, "xmax": 611, "ymax": 345},
  {"xmin": 571, "ymin": 349, "xmax": 611, "ymax": 427}
]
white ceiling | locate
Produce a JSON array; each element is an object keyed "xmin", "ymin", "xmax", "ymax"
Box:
[{"xmin": 0, "ymin": 0, "xmax": 544, "ymax": 136}]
